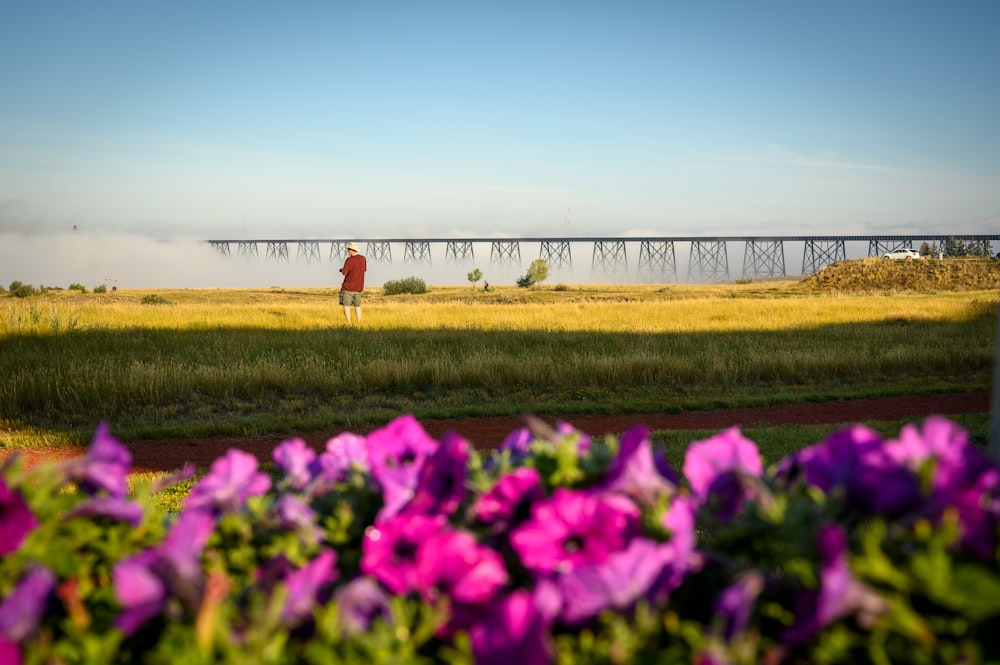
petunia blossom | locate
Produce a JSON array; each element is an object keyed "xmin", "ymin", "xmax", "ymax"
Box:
[
  {"xmin": 414, "ymin": 527, "xmax": 508, "ymax": 606},
  {"xmin": 0, "ymin": 479, "xmax": 38, "ymax": 556},
  {"xmin": 402, "ymin": 432, "xmax": 469, "ymax": 517},
  {"xmin": 683, "ymin": 427, "xmax": 762, "ymax": 520},
  {"xmin": 598, "ymin": 425, "xmax": 675, "ymax": 506},
  {"xmin": 510, "ymin": 488, "xmax": 639, "ymax": 575},
  {"xmin": 474, "ymin": 467, "xmax": 544, "ymax": 531},
  {"xmin": 185, "ymin": 448, "xmax": 271, "ymax": 514},
  {"xmin": 64, "ymin": 422, "xmax": 132, "ymax": 498},
  {"xmin": 281, "ymin": 548, "xmax": 339, "ymax": 626},
  {"xmin": 63, "ymin": 496, "xmax": 144, "ymax": 525},
  {"xmin": 366, "ymin": 415, "xmax": 440, "ymax": 519},
  {"xmin": 0, "ymin": 565, "xmax": 56, "ymax": 642},
  {"xmin": 712, "ymin": 571, "xmax": 765, "ymax": 641},
  {"xmin": 272, "ymin": 494, "xmax": 322, "ymax": 543},
  {"xmin": 783, "ymin": 524, "xmax": 887, "ymax": 645},
  {"xmin": 335, "ymin": 577, "xmax": 393, "ymax": 636},
  {"xmin": 360, "ymin": 513, "xmax": 447, "ymax": 595},
  {"xmin": 272, "ymin": 438, "xmax": 317, "ymax": 491},
  {"xmin": 469, "ymin": 589, "xmax": 554, "ymax": 665}
]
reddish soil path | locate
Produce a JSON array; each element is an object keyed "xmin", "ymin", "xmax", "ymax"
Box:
[{"xmin": 5, "ymin": 392, "xmax": 989, "ymax": 473}]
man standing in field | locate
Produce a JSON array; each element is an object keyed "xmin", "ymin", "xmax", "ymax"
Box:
[{"xmin": 339, "ymin": 242, "xmax": 366, "ymax": 324}]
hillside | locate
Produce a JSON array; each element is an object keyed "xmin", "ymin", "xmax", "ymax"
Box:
[{"xmin": 799, "ymin": 257, "xmax": 1000, "ymax": 291}]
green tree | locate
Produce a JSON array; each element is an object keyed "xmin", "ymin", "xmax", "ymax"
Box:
[
  {"xmin": 467, "ymin": 268, "xmax": 482, "ymax": 288},
  {"xmin": 526, "ymin": 258, "xmax": 550, "ymax": 285}
]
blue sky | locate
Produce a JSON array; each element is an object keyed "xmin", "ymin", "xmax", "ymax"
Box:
[{"xmin": 2, "ymin": 1, "xmax": 999, "ymax": 241}]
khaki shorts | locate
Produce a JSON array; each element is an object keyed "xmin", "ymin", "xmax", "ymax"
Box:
[{"xmin": 340, "ymin": 290, "xmax": 362, "ymax": 307}]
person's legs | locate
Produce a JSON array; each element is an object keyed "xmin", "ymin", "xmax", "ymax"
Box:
[
  {"xmin": 354, "ymin": 306, "xmax": 362, "ymax": 323},
  {"xmin": 343, "ymin": 305, "xmax": 353, "ymax": 323}
]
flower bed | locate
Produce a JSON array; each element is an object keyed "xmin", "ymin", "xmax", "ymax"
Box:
[{"xmin": 2, "ymin": 415, "xmax": 999, "ymax": 664}]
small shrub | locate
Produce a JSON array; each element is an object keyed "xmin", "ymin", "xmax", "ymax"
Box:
[
  {"xmin": 12, "ymin": 283, "xmax": 36, "ymax": 298},
  {"xmin": 141, "ymin": 294, "xmax": 173, "ymax": 305},
  {"xmin": 93, "ymin": 284, "xmax": 108, "ymax": 294},
  {"xmin": 554, "ymin": 283, "xmax": 568, "ymax": 291},
  {"xmin": 515, "ymin": 274, "xmax": 535, "ymax": 288},
  {"xmin": 68, "ymin": 283, "xmax": 87, "ymax": 293},
  {"xmin": 383, "ymin": 276, "xmax": 428, "ymax": 295},
  {"xmin": 735, "ymin": 278, "xmax": 753, "ymax": 285},
  {"xmin": 8, "ymin": 280, "xmax": 23, "ymax": 292}
]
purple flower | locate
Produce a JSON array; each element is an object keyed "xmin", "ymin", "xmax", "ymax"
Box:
[
  {"xmin": 498, "ymin": 428, "xmax": 534, "ymax": 458},
  {"xmin": 0, "ymin": 638, "xmax": 19, "ymax": 665},
  {"xmin": 683, "ymin": 427, "xmax": 762, "ymax": 519},
  {"xmin": 64, "ymin": 496, "xmax": 144, "ymax": 525},
  {"xmin": 402, "ymin": 432, "xmax": 469, "ymax": 517},
  {"xmin": 281, "ymin": 548, "xmax": 339, "ymax": 626},
  {"xmin": 598, "ymin": 425, "xmax": 675, "ymax": 506},
  {"xmin": 65, "ymin": 422, "xmax": 132, "ymax": 497},
  {"xmin": 554, "ymin": 420, "xmax": 591, "ymax": 454},
  {"xmin": 549, "ymin": 537, "xmax": 671, "ymax": 624},
  {"xmin": 777, "ymin": 425, "xmax": 919, "ymax": 514},
  {"xmin": 366, "ymin": 415, "xmax": 440, "ymax": 519},
  {"xmin": 414, "ymin": 528, "xmax": 508, "ymax": 606},
  {"xmin": 784, "ymin": 524, "xmax": 887, "ymax": 645},
  {"xmin": 272, "ymin": 494, "xmax": 321, "ymax": 543},
  {"xmin": 335, "ymin": 577, "xmax": 393, "ymax": 636},
  {"xmin": 0, "ymin": 479, "xmax": 37, "ymax": 555},
  {"xmin": 713, "ymin": 572, "xmax": 765, "ymax": 640},
  {"xmin": 469, "ymin": 590, "xmax": 554, "ymax": 665},
  {"xmin": 652, "ymin": 495, "xmax": 701, "ymax": 598},
  {"xmin": 185, "ymin": 448, "xmax": 271, "ymax": 514},
  {"xmin": 0, "ymin": 566, "xmax": 56, "ymax": 642},
  {"xmin": 272, "ymin": 438, "xmax": 317, "ymax": 491},
  {"xmin": 510, "ymin": 488, "xmax": 639, "ymax": 575},
  {"xmin": 474, "ymin": 467, "xmax": 544, "ymax": 531},
  {"xmin": 361, "ymin": 513, "xmax": 447, "ymax": 595},
  {"xmin": 113, "ymin": 509, "xmax": 215, "ymax": 633},
  {"xmin": 315, "ymin": 431, "xmax": 369, "ymax": 482}
]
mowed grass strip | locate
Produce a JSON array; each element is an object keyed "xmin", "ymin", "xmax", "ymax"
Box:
[{"xmin": 0, "ymin": 281, "xmax": 995, "ymax": 447}]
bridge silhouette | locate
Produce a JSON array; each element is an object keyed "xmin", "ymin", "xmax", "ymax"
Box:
[{"xmin": 207, "ymin": 234, "xmax": 998, "ymax": 282}]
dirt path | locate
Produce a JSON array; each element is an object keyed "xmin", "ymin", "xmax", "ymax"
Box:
[{"xmin": 5, "ymin": 392, "xmax": 989, "ymax": 473}]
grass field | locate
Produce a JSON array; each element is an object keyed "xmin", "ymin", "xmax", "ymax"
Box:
[{"xmin": 1, "ymin": 260, "xmax": 996, "ymax": 450}]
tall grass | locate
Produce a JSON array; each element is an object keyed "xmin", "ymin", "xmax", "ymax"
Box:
[{"xmin": 1, "ymin": 284, "xmax": 994, "ymax": 445}]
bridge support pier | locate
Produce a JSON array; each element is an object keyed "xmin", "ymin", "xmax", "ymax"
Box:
[
  {"xmin": 297, "ymin": 242, "xmax": 321, "ymax": 264},
  {"xmin": 211, "ymin": 241, "xmax": 230, "ymax": 257},
  {"xmin": 802, "ymin": 240, "xmax": 845, "ymax": 273},
  {"xmin": 688, "ymin": 240, "xmax": 729, "ymax": 282},
  {"xmin": 366, "ymin": 241, "xmax": 392, "ymax": 263},
  {"xmin": 490, "ymin": 241, "xmax": 521, "ymax": 268},
  {"xmin": 404, "ymin": 241, "xmax": 433, "ymax": 266},
  {"xmin": 591, "ymin": 240, "xmax": 627, "ymax": 276},
  {"xmin": 637, "ymin": 240, "xmax": 676, "ymax": 282},
  {"xmin": 445, "ymin": 241, "xmax": 475, "ymax": 264},
  {"xmin": 868, "ymin": 238, "xmax": 914, "ymax": 257},
  {"xmin": 742, "ymin": 240, "xmax": 785, "ymax": 278},
  {"xmin": 237, "ymin": 242, "xmax": 258, "ymax": 260},
  {"xmin": 266, "ymin": 242, "xmax": 289, "ymax": 262},
  {"xmin": 539, "ymin": 240, "xmax": 572, "ymax": 270}
]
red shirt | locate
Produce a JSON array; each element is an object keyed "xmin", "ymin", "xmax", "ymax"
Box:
[{"xmin": 340, "ymin": 253, "xmax": 366, "ymax": 291}]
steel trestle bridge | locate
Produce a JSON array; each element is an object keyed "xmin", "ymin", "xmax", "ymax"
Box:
[{"xmin": 208, "ymin": 235, "xmax": 998, "ymax": 282}]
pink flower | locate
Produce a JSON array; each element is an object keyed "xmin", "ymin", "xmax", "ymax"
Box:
[
  {"xmin": 414, "ymin": 528, "xmax": 508, "ymax": 605},
  {"xmin": 474, "ymin": 467, "xmax": 544, "ymax": 530},
  {"xmin": 402, "ymin": 432, "xmax": 469, "ymax": 517},
  {"xmin": 683, "ymin": 427, "xmax": 762, "ymax": 519},
  {"xmin": 281, "ymin": 548, "xmax": 339, "ymax": 626},
  {"xmin": 185, "ymin": 448, "xmax": 271, "ymax": 514},
  {"xmin": 0, "ymin": 566, "xmax": 56, "ymax": 642},
  {"xmin": 470, "ymin": 590, "xmax": 554, "ymax": 665},
  {"xmin": 64, "ymin": 422, "xmax": 132, "ymax": 498},
  {"xmin": 366, "ymin": 415, "xmax": 439, "ymax": 519},
  {"xmin": 272, "ymin": 438, "xmax": 317, "ymax": 491},
  {"xmin": 0, "ymin": 479, "xmax": 37, "ymax": 556},
  {"xmin": 361, "ymin": 513, "xmax": 447, "ymax": 594},
  {"xmin": 598, "ymin": 425, "xmax": 675, "ymax": 506},
  {"xmin": 510, "ymin": 488, "xmax": 639, "ymax": 575}
]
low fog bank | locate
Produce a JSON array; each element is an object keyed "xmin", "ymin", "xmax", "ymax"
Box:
[{"xmin": 0, "ymin": 232, "xmax": 887, "ymax": 290}]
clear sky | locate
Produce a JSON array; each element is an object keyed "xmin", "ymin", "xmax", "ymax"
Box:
[{"xmin": 2, "ymin": 1, "xmax": 999, "ymax": 243}]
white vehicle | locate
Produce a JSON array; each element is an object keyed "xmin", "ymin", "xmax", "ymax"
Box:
[{"xmin": 883, "ymin": 248, "xmax": 921, "ymax": 260}]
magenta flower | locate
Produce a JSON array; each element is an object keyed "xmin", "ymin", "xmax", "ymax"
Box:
[
  {"xmin": 65, "ymin": 422, "xmax": 132, "ymax": 497},
  {"xmin": 113, "ymin": 509, "xmax": 215, "ymax": 633},
  {"xmin": 777, "ymin": 425, "xmax": 920, "ymax": 514},
  {"xmin": 414, "ymin": 528, "xmax": 508, "ymax": 606},
  {"xmin": 0, "ymin": 638, "xmax": 19, "ymax": 665},
  {"xmin": 469, "ymin": 589, "xmax": 554, "ymax": 665},
  {"xmin": 281, "ymin": 548, "xmax": 339, "ymax": 626},
  {"xmin": 361, "ymin": 513, "xmax": 447, "ymax": 594},
  {"xmin": 713, "ymin": 571, "xmax": 765, "ymax": 640},
  {"xmin": 549, "ymin": 537, "xmax": 671, "ymax": 624},
  {"xmin": 0, "ymin": 479, "xmax": 37, "ymax": 555},
  {"xmin": 366, "ymin": 415, "xmax": 440, "ymax": 519},
  {"xmin": 683, "ymin": 427, "xmax": 762, "ymax": 519},
  {"xmin": 474, "ymin": 467, "xmax": 544, "ymax": 531},
  {"xmin": 598, "ymin": 425, "xmax": 675, "ymax": 506},
  {"xmin": 272, "ymin": 438, "xmax": 317, "ymax": 491},
  {"xmin": 335, "ymin": 577, "xmax": 393, "ymax": 636},
  {"xmin": 784, "ymin": 524, "xmax": 886, "ymax": 645},
  {"xmin": 185, "ymin": 448, "xmax": 271, "ymax": 514},
  {"xmin": 315, "ymin": 431, "xmax": 369, "ymax": 481},
  {"xmin": 510, "ymin": 488, "xmax": 639, "ymax": 575},
  {"xmin": 64, "ymin": 496, "xmax": 144, "ymax": 525},
  {"xmin": 0, "ymin": 565, "xmax": 56, "ymax": 642},
  {"xmin": 652, "ymin": 495, "xmax": 701, "ymax": 599},
  {"xmin": 402, "ymin": 432, "xmax": 469, "ymax": 517}
]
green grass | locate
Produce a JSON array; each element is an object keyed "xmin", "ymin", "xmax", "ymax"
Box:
[{"xmin": 0, "ymin": 277, "xmax": 995, "ymax": 449}]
